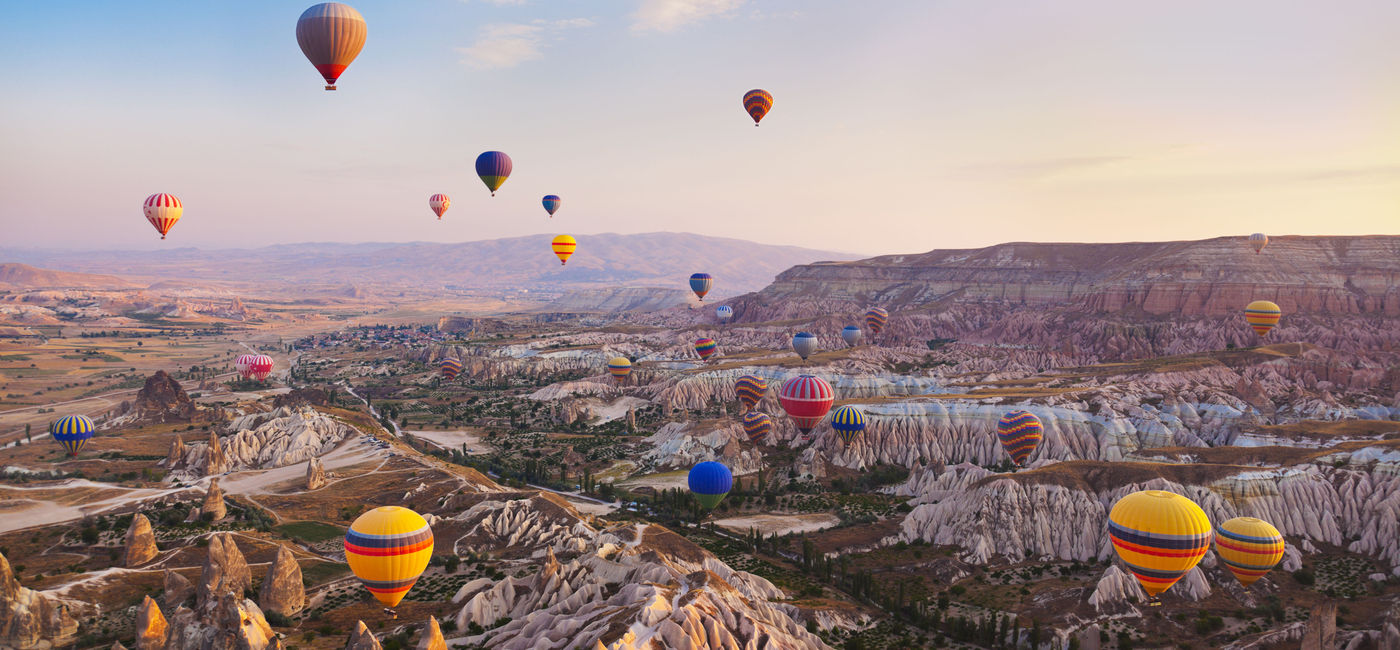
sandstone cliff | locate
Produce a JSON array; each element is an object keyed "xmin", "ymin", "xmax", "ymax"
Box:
[
  {"xmin": 0, "ymin": 551, "xmax": 78, "ymax": 648},
  {"xmin": 125, "ymin": 513, "xmax": 159, "ymax": 567}
]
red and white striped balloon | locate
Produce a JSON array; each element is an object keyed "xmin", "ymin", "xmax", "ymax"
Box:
[
  {"xmin": 237, "ymin": 354, "xmax": 274, "ymax": 381},
  {"xmin": 143, "ymin": 193, "xmax": 183, "ymax": 240},
  {"xmin": 429, "ymin": 194, "xmax": 450, "ymax": 220}
]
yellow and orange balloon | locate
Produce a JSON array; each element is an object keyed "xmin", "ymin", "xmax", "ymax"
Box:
[
  {"xmin": 1245, "ymin": 300, "xmax": 1282, "ymax": 338},
  {"xmin": 1214, "ymin": 517, "xmax": 1284, "ymax": 587},
  {"xmin": 344, "ymin": 506, "xmax": 433, "ymax": 607},
  {"xmin": 1108, "ymin": 490, "xmax": 1212, "ymax": 598},
  {"xmin": 552, "ymin": 235, "xmax": 576, "ymax": 265}
]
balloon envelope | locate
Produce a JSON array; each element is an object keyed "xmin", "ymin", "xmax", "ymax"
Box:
[
  {"xmin": 606, "ymin": 357, "xmax": 632, "ymax": 382},
  {"xmin": 735, "ymin": 375, "xmax": 767, "ymax": 411},
  {"xmin": 791, "ymin": 332, "xmax": 818, "ymax": 360},
  {"xmin": 689, "ymin": 273, "xmax": 713, "ymax": 301},
  {"xmin": 429, "ymin": 194, "xmax": 450, "ymax": 219},
  {"xmin": 475, "ymin": 151, "xmax": 513, "ymax": 195},
  {"xmin": 841, "ymin": 325, "xmax": 862, "ymax": 348},
  {"xmin": 1249, "ymin": 233, "xmax": 1268, "ymax": 254},
  {"xmin": 716, "ymin": 305, "xmax": 733, "ymax": 322},
  {"xmin": 829, "ymin": 405, "xmax": 866, "ymax": 444},
  {"xmin": 1245, "ymin": 300, "xmax": 1281, "ymax": 337},
  {"xmin": 1214, "ymin": 517, "xmax": 1285, "ymax": 587},
  {"xmin": 741, "ymin": 411, "xmax": 772, "ymax": 444},
  {"xmin": 1108, "ymin": 490, "xmax": 1211, "ymax": 597},
  {"xmin": 688, "ymin": 461, "xmax": 733, "ymax": 509},
  {"xmin": 743, "ymin": 89, "xmax": 773, "ymax": 125},
  {"xmin": 344, "ymin": 506, "xmax": 433, "ymax": 607},
  {"xmin": 296, "ymin": 3, "xmax": 367, "ymax": 90},
  {"xmin": 865, "ymin": 307, "xmax": 888, "ymax": 335},
  {"xmin": 694, "ymin": 337, "xmax": 718, "ymax": 361},
  {"xmin": 542, "ymin": 195, "xmax": 561, "ymax": 217},
  {"xmin": 996, "ymin": 410, "xmax": 1043, "ymax": 466},
  {"xmin": 552, "ymin": 235, "xmax": 577, "ymax": 265},
  {"xmin": 50, "ymin": 415, "xmax": 94, "ymax": 456},
  {"xmin": 242, "ymin": 355, "xmax": 274, "ymax": 381},
  {"xmin": 778, "ymin": 374, "xmax": 834, "ymax": 437},
  {"xmin": 439, "ymin": 357, "xmax": 463, "ymax": 380},
  {"xmin": 143, "ymin": 193, "xmax": 182, "ymax": 240}
]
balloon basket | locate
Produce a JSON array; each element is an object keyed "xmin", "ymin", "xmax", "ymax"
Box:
[{"xmin": 324, "ymin": 85, "xmax": 337, "ymax": 91}]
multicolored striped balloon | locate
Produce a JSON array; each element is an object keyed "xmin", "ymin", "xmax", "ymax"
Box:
[
  {"xmin": 50, "ymin": 415, "xmax": 95, "ymax": 456},
  {"xmin": 689, "ymin": 273, "xmax": 713, "ymax": 301},
  {"xmin": 1108, "ymin": 490, "xmax": 1212, "ymax": 598},
  {"xmin": 475, "ymin": 151, "xmax": 512, "ymax": 196},
  {"xmin": 694, "ymin": 338, "xmax": 718, "ymax": 361},
  {"xmin": 1244, "ymin": 300, "xmax": 1281, "ymax": 337},
  {"xmin": 296, "ymin": 3, "xmax": 367, "ymax": 91},
  {"xmin": 1214, "ymin": 517, "xmax": 1285, "ymax": 587},
  {"xmin": 742, "ymin": 89, "xmax": 773, "ymax": 126},
  {"xmin": 741, "ymin": 411, "xmax": 772, "ymax": 444},
  {"xmin": 143, "ymin": 193, "xmax": 182, "ymax": 240},
  {"xmin": 1248, "ymin": 233, "xmax": 1268, "ymax": 254},
  {"xmin": 865, "ymin": 307, "xmax": 888, "ymax": 336},
  {"xmin": 606, "ymin": 356, "xmax": 632, "ymax": 382},
  {"xmin": 688, "ymin": 462, "xmax": 732, "ymax": 510},
  {"xmin": 829, "ymin": 405, "xmax": 866, "ymax": 445},
  {"xmin": 439, "ymin": 357, "xmax": 463, "ymax": 381},
  {"xmin": 778, "ymin": 374, "xmax": 834, "ymax": 438},
  {"xmin": 344, "ymin": 506, "xmax": 434, "ymax": 607},
  {"xmin": 996, "ymin": 410, "xmax": 1043, "ymax": 467},
  {"xmin": 429, "ymin": 194, "xmax": 450, "ymax": 220},
  {"xmin": 735, "ymin": 375, "xmax": 767, "ymax": 411},
  {"xmin": 792, "ymin": 332, "xmax": 818, "ymax": 360},
  {"xmin": 551, "ymin": 235, "xmax": 576, "ymax": 265},
  {"xmin": 542, "ymin": 195, "xmax": 561, "ymax": 218}
]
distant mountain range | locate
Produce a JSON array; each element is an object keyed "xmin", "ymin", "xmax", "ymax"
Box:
[
  {"xmin": 0, "ymin": 263, "xmax": 141, "ymax": 290},
  {"xmin": 1, "ymin": 233, "xmax": 857, "ymax": 297}
]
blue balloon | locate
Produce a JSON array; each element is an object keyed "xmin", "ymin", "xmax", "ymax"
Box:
[
  {"xmin": 688, "ymin": 461, "xmax": 733, "ymax": 509},
  {"xmin": 716, "ymin": 305, "xmax": 733, "ymax": 321}
]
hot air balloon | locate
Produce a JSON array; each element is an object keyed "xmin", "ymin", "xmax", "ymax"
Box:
[
  {"xmin": 476, "ymin": 151, "xmax": 512, "ymax": 196},
  {"xmin": 716, "ymin": 305, "xmax": 733, "ymax": 322},
  {"xmin": 792, "ymin": 332, "xmax": 818, "ymax": 361},
  {"xmin": 143, "ymin": 193, "xmax": 182, "ymax": 240},
  {"xmin": 242, "ymin": 355, "xmax": 274, "ymax": 382},
  {"xmin": 694, "ymin": 338, "xmax": 718, "ymax": 361},
  {"xmin": 779, "ymin": 374, "xmax": 834, "ymax": 440},
  {"xmin": 1249, "ymin": 233, "xmax": 1268, "ymax": 254},
  {"xmin": 1245, "ymin": 300, "xmax": 1281, "ymax": 338},
  {"xmin": 865, "ymin": 307, "xmax": 888, "ymax": 337},
  {"xmin": 607, "ymin": 357, "xmax": 632, "ymax": 383},
  {"xmin": 50, "ymin": 415, "xmax": 94, "ymax": 456},
  {"xmin": 542, "ymin": 195, "xmax": 561, "ymax": 218},
  {"xmin": 235, "ymin": 354, "xmax": 254, "ymax": 378},
  {"xmin": 841, "ymin": 325, "xmax": 862, "ymax": 348},
  {"xmin": 439, "ymin": 357, "xmax": 463, "ymax": 381},
  {"xmin": 296, "ymin": 3, "xmax": 367, "ymax": 91},
  {"xmin": 735, "ymin": 375, "xmax": 767, "ymax": 411},
  {"xmin": 829, "ymin": 405, "xmax": 866, "ymax": 445},
  {"xmin": 688, "ymin": 461, "xmax": 732, "ymax": 510},
  {"xmin": 741, "ymin": 411, "xmax": 772, "ymax": 444},
  {"xmin": 429, "ymin": 194, "xmax": 450, "ymax": 220},
  {"xmin": 1108, "ymin": 490, "xmax": 1212, "ymax": 598},
  {"xmin": 742, "ymin": 89, "xmax": 773, "ymax": 126},
  {"xmin": 1214, "ymin": 517, "xmax": 1285, "ymax": 587},
  {"xmin": 344, "ymin": 506, "xmax": 433, "ymax": 608},
  {"xmin": 551, "ymin": 235, "xmax": 576, "ymax": 265},
  {"xmin": 689, "ymin": 273, "xmax": 713, "ymax": 302},
  {"xmin": 996, "ymin": 410, "xmax": 1043, "ymax": 467}
]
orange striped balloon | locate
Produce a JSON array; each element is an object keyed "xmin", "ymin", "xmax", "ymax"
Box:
[
  {"xmin": 551, "ymin": 235, "xmax": 577, "ymax": 265},
  {"xmin": 143, "ymin": 193, "xmax": 182, "ymax": 240},
  {"xmin": 1214, "ymin": 517, "xmax": 1284, "ymax": 587},
  {"xmin": 428, "ymin": 194, "xmax": 450, "ymax": 220},
  {"xmin": 1244, "ymin": 300, "xmax": 1281, "ymax": 337}
]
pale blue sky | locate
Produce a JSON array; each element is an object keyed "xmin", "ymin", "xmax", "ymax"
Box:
[{"xmin": 1, "ymin": 0, "xmax": 1397, "ymax": 254}]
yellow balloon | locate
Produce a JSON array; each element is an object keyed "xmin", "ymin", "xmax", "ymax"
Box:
[
  {"xmin": 1215, "ymin": 517, "xmax": 1284, "ymax": 586},
  {"xmin": 1244, "ymin": 300, "xmax": 1282, "ymax": 337},
  {"xmin": 343, "ymin": 506, "xmax": 434, "ymax": 607},
  {"xmin": 1108, "ymin": 490, "xmax": 1212, "ymax": 597},
  {"xmin": 552, "ymin": 235, "xmax": 577, "ymax": 266}
]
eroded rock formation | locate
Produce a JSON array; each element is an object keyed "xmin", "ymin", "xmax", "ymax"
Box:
[
  {"xmin": 258, "ymin": 546, "xmax": 305, "ymax": 617},
  {"xmin": 306, "ymin": 456, "xmax": 326, "ymax": 490},
  {"xmin": 344, "ymin": 621, "xmax": 382, "ymax": 650},
  {"xmin": 134, "ymin": 595, "xmax": 168, "ymax": 650},
  {"xmin": 0, "ymin": 551, "xmax": 78, "ymax": 648},
  {"xmin": 125, "ymin": 513, "xmax": 159, "ymax": 567},
  {"xmin": 198, "ymin": 533, "xmax": 251, "ymax": 607}
]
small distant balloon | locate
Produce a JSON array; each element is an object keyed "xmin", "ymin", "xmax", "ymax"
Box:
[
  {"xmin": 694, "ymin": 337, "xmax": 718, "ymax": 361},
  {"xmin": 791, "ymin": 332, "xmax": 818, "ymax": 361},
  {"xmin": 996, "ymin": 410, "xmax": 1043, "ymax": 467},
  {"xmin": 606, "ymin": 357, "xmax": 632, "ymax": 383},
  {"xmin": 741, "ymin": 411, "xmax": 772, "ymax": 444},
  {"xmin": 1244, "ymin": 300, "xmax": 1281, "ymax": 337},
  {"xmin": 541, "ymin": 195, "xmax": 561, "ymax": 218},
  {"xmin": 715, "ymin": 305, "xmax": 733, "ymax": 322},
  {"xmin": 296, "ymin": 3, "xmax": 367, "ymax": 91},
  {"xmin": 237, "ymin": 354, "xmax": 274, "ymax": 382},
  {"xmin": 1249, "ymin": 233, "xmax": 1268, "ymax": 254},
  {"xmin": 743, "ymin": 89, "xmax": 773, "ymax": 126},
  {"xmin": 429, "ymin": 194, "xmax": 450, "ymax": 220},
  {"xmin": 688, "ymin": 461, "xmax": 732, "ymax": 509},
  {"xmin": 476, "ymin": 151, "xmax": 512, "ymax": 196},
  {"xmin": 50, "ymin": 415, "xmax": 95, "ymax": 457},
  {"xmin": 829, "ymin": 405, "xmax": 866, "ymax": 445},
  {"xmin": 735, "ymin": 375, "xmax": 767, "ymax": 411},
  {"xmin": 841, "ymin": 325, "xmax": 862, "ymax": 348},
  {"xmin": 143, "ymin": 193, "xmax": 182, "ymax": 240},
  {"xmin": 689, "ymin": 273, "xmax": 713, "ymax": 302},
  {"xmin": 439, "ymin": 357, "xmax": 463, "ymax": 381},
  {"xmin": 865, "ymin": 307, "xmax": 888, "ymax": 336},
  {"xmin": 551, "ymin": 235, "xmax": 576, "ymax": 265}
]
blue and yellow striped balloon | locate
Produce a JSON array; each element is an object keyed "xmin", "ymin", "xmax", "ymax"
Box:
[
  {"xmin": 606, "ymin": 356, "xmax": 632, "ymax": 383},
  {"xmin": 1215, "ymin": 517, "xmax": 1285, "ymax": 587},
  {"xmin": 996, "ymin": 410, "xmax": 1043, "ymax": 466},
  {"xmin": 50, "ymin": 415, "xmax": 95, "ymax": 456},
  {"xmin": 829, "ymin": 405, "xmax": 866, "ymax": 444},
  {"xmin": 1108, "ymin": 490, "xmax": 1212, "ymax": 598},
  {"xmin": 344, "ymin": 506, "xmax": 434, "ymax": 607},
  {"xmin": 735, "ymin": 375, "xmax": 767, "ymax": 411}
]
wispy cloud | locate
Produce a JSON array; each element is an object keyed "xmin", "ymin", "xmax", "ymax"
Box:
[
  {"xmin": 952, "ymin": 155, "xmax": 1135, "ymax": 181},
  {"xmin": 631, "ymin": 0, "xmax": 745, "ymax": 32},
  {"xmin": 456, "ymin": 18, "xmax": 595, "ymax": 70}
]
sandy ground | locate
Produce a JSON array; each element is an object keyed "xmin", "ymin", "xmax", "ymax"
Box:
[
  {"xmin": 405, "ymin": 429, "xmax": 491, "ymax": 454},
  {"xmin": 711, "ymin": 513, "xmax": 841, "ymax": 537},
  {"xmin": 195, "ymin": 386, "xmax": 292, "ymax": 404},
  {"xmin": 618, "ymin": 470, "xmax": 689, "ymax": 492}
]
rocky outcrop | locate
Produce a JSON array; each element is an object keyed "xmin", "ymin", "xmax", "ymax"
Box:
[
  {"xmin": 416, "ymin": 618, "xmax": 447, "ymax": 650},
  {"xmin": 166, "ymin": 406, "xmax": 355, "ymax": 481},
  {"xmin": 203, "ymin": 429, "xmax": 229, "ymax": 477},
  {"xmin": 0, "ymin": 551, "xmax": 78, "ymax": 648},
  {"xmin": 125, "ymin": 513, "xmax": 159, "ymax": 567},
  {"xmin": 258, "ymin": 546, "xmax": 305, "ymax": 617},
  {"xmin": 345, "ymin": 621, "xmax": 382, "ymax": 650},
  {"xmin": 134, "ymin": 370, "xmax": 200, "ymax": 422},
  {"xmin": 163, "ymin": 569, "xmax": 194, "ymax": 608},
  {"xmin": 134, "ymin": 595, "xmax": 168, "ymax": 650},
  {"xmin": 201, "ymin": 478, "xmax": 227, "ymax": 521},
  {"xmin": 640, "ymin": 420, "xmax": 765, "ymax": 475},
  {"xmin": 1300, "ymin": 602, "xmax": 1337, "ymax": 650},
  {"xmin": 306, "ymin": 457, "xmax": 326, "ymax": 490},
  {"xmin": 166, "ymin": 435, "xmax": 186, "ymax": 467},
  {"xmin": 272, "ymin": 387, "xmax": 328, "ymax": 409},
  {"xmin": 198, "ymin": 533, "xmax": 251, "ymax": 607},
  {"xmin": 163, "ymin": 592, "xmax": 275, "ymax": 650}
]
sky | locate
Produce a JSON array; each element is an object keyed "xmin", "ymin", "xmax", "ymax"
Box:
[{"xmin": 1, "ymin": 0, "xmax": 1397, "ymax": 256}]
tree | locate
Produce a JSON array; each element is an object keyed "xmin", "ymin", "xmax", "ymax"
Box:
[{"xmin": 1030, "ymin": 619, "xmax": 1042, "ymax": 649}]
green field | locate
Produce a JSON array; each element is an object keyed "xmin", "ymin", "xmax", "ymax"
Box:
[{"xmin": 276, "ymin": 520, "xmax": 344, "ymax": 543}]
